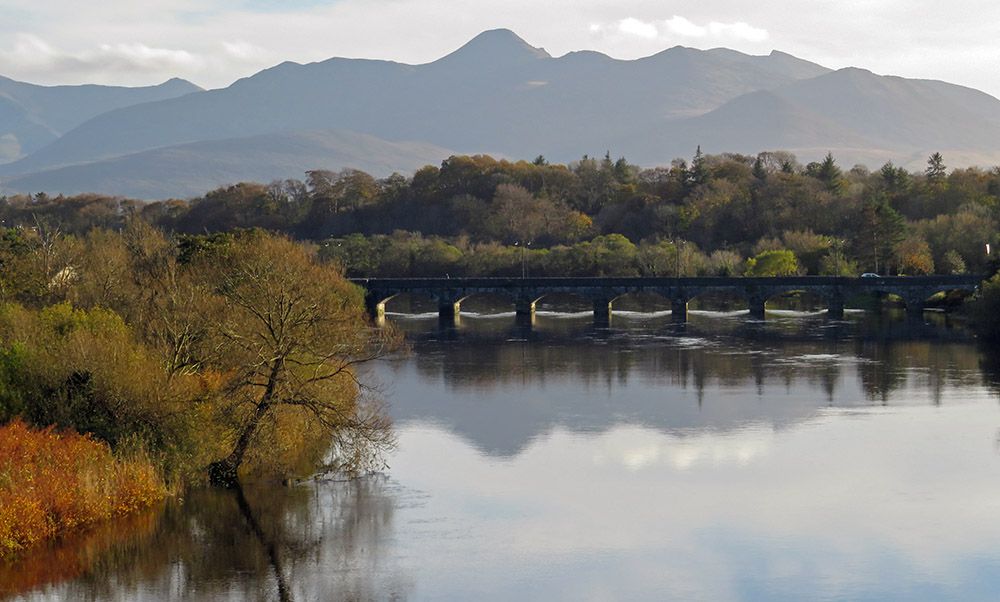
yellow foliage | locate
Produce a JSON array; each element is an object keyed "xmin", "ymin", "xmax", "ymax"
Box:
[{"xmin": 0, "ymin": 419, "xmax": 166, "ymax": 560}]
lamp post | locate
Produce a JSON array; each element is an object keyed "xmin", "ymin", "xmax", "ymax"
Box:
[
  {"xmin": 517, "ymin": 241, "xmax": 531, "ymax": 278},
  {"xmin": 834, "ymin": 239, "xmax": 845, "ymax": 276}
]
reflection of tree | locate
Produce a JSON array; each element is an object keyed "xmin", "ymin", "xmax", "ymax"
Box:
[
  {"xmin": 8, "ymin": 478, "xmax": 409, "ymax": 601},
  {"xmin": 397, "ymin": 314, "xmax": 985, "ymax": 430},
  {"xmin": 0, "ymin": 508, "xmax": 160, "ymax": 596},
  {"xmin": 235, "ymin": 485, "xmax": 292, "ymax": 602},
  {"xmin": 855, "ymin": 340, "xmax": 907, "ymax": 403},
  {"xmin": 979, "ymin": 349, "xmax": 1000, "ymax": 398},
  {"xmin": 384, "ymin": 315, "xmax": 991, "ymax": 459},
  {"xmin": 403, "ymin": 317, "xmax": 980, "ymax": 403}
]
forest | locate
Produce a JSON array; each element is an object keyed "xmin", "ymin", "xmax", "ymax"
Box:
[{"xmin": 2, "ymin": 150, "xmax": 998, "ymax": 278}]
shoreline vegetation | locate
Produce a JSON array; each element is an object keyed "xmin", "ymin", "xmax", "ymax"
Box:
[
  {"xmin": 0, "ymin": 225, "xmax": 399, "ymax": 559},
  {"xmin": 1, "ymin": 147, "xmax": 999, "ymax": 558},
  {"xmin": 0, "ymin": 419, "xmax": 164, "ymax": 560}
]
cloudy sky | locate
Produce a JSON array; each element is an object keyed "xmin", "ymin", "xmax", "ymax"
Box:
[{"xmin": 1, "ymin": 0, "xmax": 998, "ymax": 96}]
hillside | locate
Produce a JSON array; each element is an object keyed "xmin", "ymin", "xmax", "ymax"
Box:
[
  {"xmin": 0, "ymin": 129, "xmax": 453, "ymax": 199},
  {"xmin": 0, "ymin": 76, "xmax": 200, "ymax": 162}
]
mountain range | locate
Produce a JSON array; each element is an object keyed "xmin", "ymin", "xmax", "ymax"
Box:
[
  {"xmin": 0, "ymin": 76, "xmax": 200, "ymax": 163},
  {"xmin": 2, "ymin": 29, "xmax": 1000, "ymax": 199}
]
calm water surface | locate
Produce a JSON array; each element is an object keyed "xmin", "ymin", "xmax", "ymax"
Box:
[{"xmin": 5, "ymin": 309, "xmax": 1000, "ymax": 601}]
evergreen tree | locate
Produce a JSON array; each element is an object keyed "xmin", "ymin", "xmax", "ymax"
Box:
[
  {"xmin": 925, "ymin": 152, "xmax": 947, "ymax": 182},
  {"xmin": 686, "ymin": 146, "xmax": 709, "ymax": 190},
  {"xmin": 857, "ymin": 193, "xmax": 906, "ymax": 273},
  {"xmin": 815, "ymin": 152, "xmax": 843, "ymax": 193}
]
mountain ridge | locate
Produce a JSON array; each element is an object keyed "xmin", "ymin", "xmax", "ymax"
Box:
[
  {"xmin": 2, "ymin": 28, "xmax": 999, "ymax": 198},
  {"xmin": 0, "ymin": 76, "xmax": 202, "ymax": 163}
]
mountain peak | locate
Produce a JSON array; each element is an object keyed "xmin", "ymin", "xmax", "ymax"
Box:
[
  {"xmin": 437, "ymin": 29, "xmax": 551, "ymax": 64},
  {"xmin": 158, "ymin": 77, "xmax": 203, "ymax": 92}
]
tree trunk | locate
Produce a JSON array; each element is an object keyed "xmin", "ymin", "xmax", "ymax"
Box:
[{"xmin": 209, "ymin": 358, "xmax": 283, "ymax": 487}]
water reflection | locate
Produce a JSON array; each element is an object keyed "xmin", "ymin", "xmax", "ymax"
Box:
[
  {"xmin": 6, "ymin": 311, "xmax": 1000, "ymax": 601},
  {"xmin": 383, "ymin": 312, "xmax": 988, "ymax": 457},
  {"xmin": 4, "ymin": 479, "xmax": 410, "ymax": 601}
]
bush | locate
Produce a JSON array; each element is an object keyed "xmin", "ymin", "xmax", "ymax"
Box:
[
  {"xmin": 0, "ymin": 419, "xmax": 165, "ymax": 559},
  {"xmin": 0, "ymin": 302, "xmax": 224, "ymax": 482}
]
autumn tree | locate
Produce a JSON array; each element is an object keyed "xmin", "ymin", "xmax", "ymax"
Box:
[
  {"xmin": 745, "ymin": 249, "xmax": 800, "ymax": 277},
  {"xmin": 894, "ymin": 234, "xmax": 935, "ymax": 274},
  {"xmin": 201, "ymin": 234, "xmax": 398, "ymax": 486}
]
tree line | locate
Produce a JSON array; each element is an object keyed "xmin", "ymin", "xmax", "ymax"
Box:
[{"xmin": 2, "ymin": 149, "xmax": 997, "ymax": 278}]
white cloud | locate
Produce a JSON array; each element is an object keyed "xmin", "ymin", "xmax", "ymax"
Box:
[
  {"xmin": 96, "ymin": 42, "xmax": 202, "ymax": 69},
  {"xmin": 708, "ymin": 21, "xmax": 769, "ymax": 43},
  {"xmin": 617, "ymin": 17, "xmax": 659, "ymax": 39},
  {"xmin": 0, "ymin": 33, "xmax": 203, "ymax": 79},
  {"xmin": 663, "ymin": 15, "xmax": 707, "ymax": 38},
  {"xmin": 598, "ymin": 16, "xmax": 770, "ymax": 44},
  {"xmin": 221, "ymin": 41, "xmax": 266, "ymax": 61}
]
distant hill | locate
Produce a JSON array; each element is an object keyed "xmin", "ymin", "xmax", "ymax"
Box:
[
  {"xmin": 0, "ymin": 76, "xmax": 201, "ymax": 162},
  {"xmin": 3, "ymin": 28, "xmax": 1000, "ymax": 198},
  {"xmin": 0, "ymin": 129, "xmax": 453, "ymax": 199}
]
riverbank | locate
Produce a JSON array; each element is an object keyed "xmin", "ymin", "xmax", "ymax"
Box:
[{"xmin": 0, "ymin": 419, "xmax": 166, "ymax": 560}]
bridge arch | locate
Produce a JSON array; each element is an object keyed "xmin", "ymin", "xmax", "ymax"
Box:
[
  {"xmin": 607, "ymin": 290, "xmax": 674, "ymax": 314},
  {"xmin": 758, "ymin": 288, "xmax": 836, "ymax": 314},
  {"xmin": 373, "ymin": 291, "xmax": 439, "ymax": 316},
  {"xmin": 685, "ymin": 287, "xmax": 748, "ymax": 313},
  {"xmin": 453, "ymin": 291, "xmax": 521, "ymax": 315},
  {"xmin": 533, "ymin": 291, "xmax": 602, "ymax": 313}
]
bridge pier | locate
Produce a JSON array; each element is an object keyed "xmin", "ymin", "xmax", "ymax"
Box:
[
  {"xmin": 514, "ymin": 311, "xmax": 535, "ymax": 329},
  {"xmin": 438, "ymin": 299, "xmax": 461, "ymax": 321},
  {"xmin": 904, "ymin": 296, "xmax": 926, "ymax": 321},
  {"xmin": 593, "ymin": 299, "xmax": 612, "ymax": 326},
  {"xmin": 827, "ymin": 294, "xmax": 845, "ymax": 319},
  {"xmin": 748, "ymin": 296, "xmax": 766, "ymax": 320},
  {"xmin": 671, "ymin": 298, "xmax": 689, "ymax": 322},
  {"xmin": 364, "ymin": 294, "xmax": 386, "ymax": 322},
  {"xmin": 515, "ymin": 298, "xmax": 536, "ymax": 316}
]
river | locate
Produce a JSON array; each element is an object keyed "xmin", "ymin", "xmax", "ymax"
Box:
[{"xmin": 4, "ymin": 308, "xmax": 1000, "ymax": 601}]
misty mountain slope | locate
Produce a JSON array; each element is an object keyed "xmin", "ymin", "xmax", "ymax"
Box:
[
  {"xmin": 771, "ymin": 68, "xmax": 1000, "ymax": 149},
  {"xmin": 638, "ymin": 66, "xmax": 1000, "ymax": 168},
  {"xmin": 0, "ymin": 129, "xmax": 453, "ymax": 199},
  {"xmin": 0, "ymin": 29, "xmax": 831, "ymax": 177},
  {"xmin": 0, "ymin": 76, "xmax": 201, "ymax": 162},
  {"xmin": 648, "ymin": 89, "xmax": 883, "ymax": 158},
  {"xmin": 0, "ymin": 95, "xmax": 58, "ymax": 162}
]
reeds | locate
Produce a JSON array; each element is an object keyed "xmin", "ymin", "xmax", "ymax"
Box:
[{"xmin": 0, "ymin": 419, "xmax": 166, "ymax": 560}]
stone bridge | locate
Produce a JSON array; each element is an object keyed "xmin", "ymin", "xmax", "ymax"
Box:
[{"xmin": 350, "ymin": 276, "xmax": 982, "ymax": 323}]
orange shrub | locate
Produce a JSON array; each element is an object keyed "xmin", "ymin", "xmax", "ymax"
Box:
[{"xmin": 0, "ymin": 419, "xmax": 166, "ymax": 560}]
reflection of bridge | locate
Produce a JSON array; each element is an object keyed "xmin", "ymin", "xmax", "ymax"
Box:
[{"xmin": 351, "ymin": 276, "xmax": 982, "ymax": 323}]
